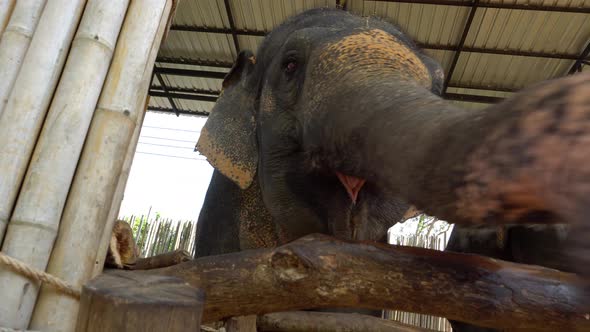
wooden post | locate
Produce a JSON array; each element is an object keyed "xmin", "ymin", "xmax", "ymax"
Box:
[{"xmin": 76, "ymin": 271, "xmax": 204, "ymax": 332}]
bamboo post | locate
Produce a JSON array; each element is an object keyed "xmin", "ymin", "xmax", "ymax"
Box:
[
  {"xmin": 91, "ymin": 96, "xmax": 149, "ymax": 278},
  {"xmin": 0, "ymin": 0, "xmax": 86, "ymax": 242},
  {"xmin": 0, "ymin": 0, "xmax": 15, "ymax": 34},
  {"xmin": 0, "ymin": 0, "xmax": 47, "ymax": 117},
  {"xmin": 30, "ymin": 1, "xmax": 176, "ymax": 331},
  {"xmin": 0, "ymin": 0, "xmax": 128, "ymax": 328}
]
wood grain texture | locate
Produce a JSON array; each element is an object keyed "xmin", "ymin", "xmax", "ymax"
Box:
[
  {"xmin": 150, "ymin": 234, "xmax": 589, "ymax": 331},
  {"xmin": 76, "ymin": 271, "xmax": 204, "ymax": 332}
]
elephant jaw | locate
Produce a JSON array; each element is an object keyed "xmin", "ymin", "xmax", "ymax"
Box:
[{"xmin": 336, "ymin": 172, "xmax": 366, "ymax": 204}]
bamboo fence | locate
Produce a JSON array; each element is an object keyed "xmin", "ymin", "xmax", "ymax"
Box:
[
  {"xmin": 119, "ymin": 215, "xmax": 199, "ymax": 259},
  {"xmin": 0, "ymin": 0, "xmax": 177, "ymax": 330},
  {"xmin": 385, "ymin": 231, "xmax": 454, "ymax": 332},
  {"xmin": 0, "ymin": 0, "xmax": 47, "ymax": 117},
  {"xmin": 0, "ymin": 0, "xmax": 15, "ymax": 34},
  {"xmin": 0, "ymin": 0, "xmax": 85, "ymax": 244}
]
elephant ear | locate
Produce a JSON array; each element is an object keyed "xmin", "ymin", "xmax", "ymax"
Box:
[{"xmin": 196, "ymin": 51, "xmax": 258, "ymax": 189}]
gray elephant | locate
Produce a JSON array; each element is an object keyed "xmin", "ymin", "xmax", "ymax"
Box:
[{"xmin": 193, "ymin": 8, "xmax": 590, "ymax": 331}]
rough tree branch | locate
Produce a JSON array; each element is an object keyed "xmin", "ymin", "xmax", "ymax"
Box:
[{"xmin": 138, "ymin": 234, "xmax": 589, "ymax": 331}]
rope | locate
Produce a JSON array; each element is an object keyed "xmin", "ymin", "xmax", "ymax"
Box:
[{"xmin": 0, "ymin": 252, "xmax": 81, "ymax": 299}]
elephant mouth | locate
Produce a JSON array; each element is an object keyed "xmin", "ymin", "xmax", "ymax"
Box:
[{"xmin": 335, "ymin": 172, "xmax": 366, "ymax": 204}]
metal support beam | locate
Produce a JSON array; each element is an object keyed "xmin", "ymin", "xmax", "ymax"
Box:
[
  {"xmin": 373, "ymin": 0, "xmax": 590, "ymax": 13},
  {"xmin": 443, "ymin": 92, "xmax": 503, "ymax": 104},
  {"xmin": 149, "ymin": 90, "xmax": 218, "ymax": 103},
  {"xmin": 156, "ymin": 57, "xmax": 234, "ymax": 68},
  {"xmin": 148, "ymin": 106, "xmax": 209, "ymax": 117},
  {"xmin": 153, "ymin": 66, "xmax": 228, "ymax": 79},
  {"xmin": 421, "ymin": 44, "xmax": 578, "ymax": 60},
  {"xmin": 154, "ymin": 64, "xmax": 180, "ymax": 116},
  {"xmin": 447, "ymin": 83, "xmax": 517, "ymax": 93},
  {"xmin": 223, "ymin": 0, "xmax": 241, "ymax": 55},
  {"xmin": 171, "ymin": 25, "xmax": 266, "ymax": 36},
  {"xmin": 443, "ymin": 0, "xmax": 479, "ymax": 93},
  {"xmin": 568, "ymin": 42, "xmax": 590, "ymax": 75},
  {"xmin": 168, "ymin": 27, "xmax": 578, "ymax": 61},
  {"xmin": 150, "ymin": 85, "xmax": 221, "ymax": 96},
  {"xmin": 149, "ymin": 85, "xmax": 501, "ymax": 106},
  {"xmin": 151, "ymin": 68, "xmax": 519, "ymax": 96}
]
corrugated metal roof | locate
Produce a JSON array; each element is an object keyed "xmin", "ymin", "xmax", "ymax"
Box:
[{"xmin": 150, "ymin": 0, "xmax": 590, "ymax": 116}]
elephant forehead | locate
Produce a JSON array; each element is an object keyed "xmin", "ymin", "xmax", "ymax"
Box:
[{"xmin": 317, "ymin": 29, "xmax": 431, "ymax": 88}]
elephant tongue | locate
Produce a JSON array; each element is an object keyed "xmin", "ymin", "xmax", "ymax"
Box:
[{"xmin": 336, "ymin": 172, "xmax": 366, "ymax": 204}]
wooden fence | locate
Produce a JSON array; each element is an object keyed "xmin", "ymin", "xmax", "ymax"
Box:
[
  {"xmin": 121, "ymin": 214, "xmax": 197, "ymax": 258},
  {"xmin": 120, "ymin": 214, "xmax": 454, "ymax": 331},
  {"xmin": 385, "ymin": 230, "xmax": 454, "ymax": 331}
]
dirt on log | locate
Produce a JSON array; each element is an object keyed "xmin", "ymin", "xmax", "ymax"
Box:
[{"xmin": 141, "ymin": 234, "xmax": 589, "ymax": 331}]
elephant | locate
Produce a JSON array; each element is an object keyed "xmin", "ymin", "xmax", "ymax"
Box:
[{"xmin": 193, "ymin": 8, "xmax": 590, "ymax": 330}]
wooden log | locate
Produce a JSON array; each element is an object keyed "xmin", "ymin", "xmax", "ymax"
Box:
[
  {"xmin": 0, "ymin": 0, "xmax": 46, "ymax": 117},
  {"xmin": 0, "ymin": 0, "xmax": 85, "ymax": 243},
  {"xmin": 29, "ymin": 1, "xmax": 175, "ymax": 331},
  {"xmin": 0, "ymin": 0, "xmax": 15, "ymax": 34},
  {"xmin": 258, "ymin": 311, "xmax": 434, "ymax": 332},
  {"xmin": 150, "ymin": 234, "xmax": 589, "ymax": 331},
  {"xmin": 130, "ymin": 249, "xmax": 192, "ymax": 271},
  {"xmin": 76, "ymin": 271, "xmax": 204, "ymax": 332}
]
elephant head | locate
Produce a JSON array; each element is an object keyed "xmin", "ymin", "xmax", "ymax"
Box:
[
  {"xmin": 198, "ymin": 9, "xmax": 444, "ymax": 244},
  {"xmin": 196, "ymin": 8, "xmax": 590, "ymax": 275}
]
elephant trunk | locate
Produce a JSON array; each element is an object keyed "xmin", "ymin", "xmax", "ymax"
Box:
[{"xmin": 303, "ymin": 73, "xmax": 590, "ymax": 231}]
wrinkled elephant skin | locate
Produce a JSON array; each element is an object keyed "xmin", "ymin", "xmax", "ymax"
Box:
[{"xmin": 193, "ymin": 8, "xmax": 590, "ymax": 331}]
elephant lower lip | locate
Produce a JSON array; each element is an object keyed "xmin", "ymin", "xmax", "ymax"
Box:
[{"xmin": 336, "ymin": 172, "xmax": 366, "ymax": 204}]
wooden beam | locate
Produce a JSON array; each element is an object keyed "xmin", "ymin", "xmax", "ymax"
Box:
[{"xmin": 146, "ymin": 234, "xmax": 589, "ymax": 330}]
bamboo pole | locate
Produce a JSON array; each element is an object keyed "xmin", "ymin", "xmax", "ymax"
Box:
[
  {"xmin": 0, "ymin": 0, "xmax": 15, "ymax": 34},
  {"xmin": 91, "ymin": 96, "xmax": 149, "ymax": 278},
  {"xmin": 0, "ymin": 0, "xmax": 86, "ymax": 243},
  {"xmin": 0, "ymin": 0, "xmax": 47, "ymax": 117},
  {"xmin": 30, "ymin": 2, "xmax": 175, "ymax": 331},
  {"xmin": 0, "ymin": 1, "xmax": 127, "ymax": 329}
]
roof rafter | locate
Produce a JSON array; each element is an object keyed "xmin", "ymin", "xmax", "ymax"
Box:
[
  {"xmin": 168, "ymin": 26, "xmax": 579, "ymax": 60},
  {"xmin": 373, "ymin": 0, "xmax": 590, "ymax": 13},
  {"xmin": 223, "ymin": 0, "xmax": 241, "ymax": 55},
  {"xmin": 568, "ymin": 42, "xmax": 590, "ymax": 74},
  {"xmin": 148, "ymin": 87, "xmax": 503, "ymax": 106},
  {"xmin": 443, "ymin": 0, "xmax": 479, "ymax": 92}
]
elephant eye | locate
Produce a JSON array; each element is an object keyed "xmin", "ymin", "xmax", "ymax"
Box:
[{"xmin": 285, "ymin": 61, "xmax": 297, "ymax": 74}]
